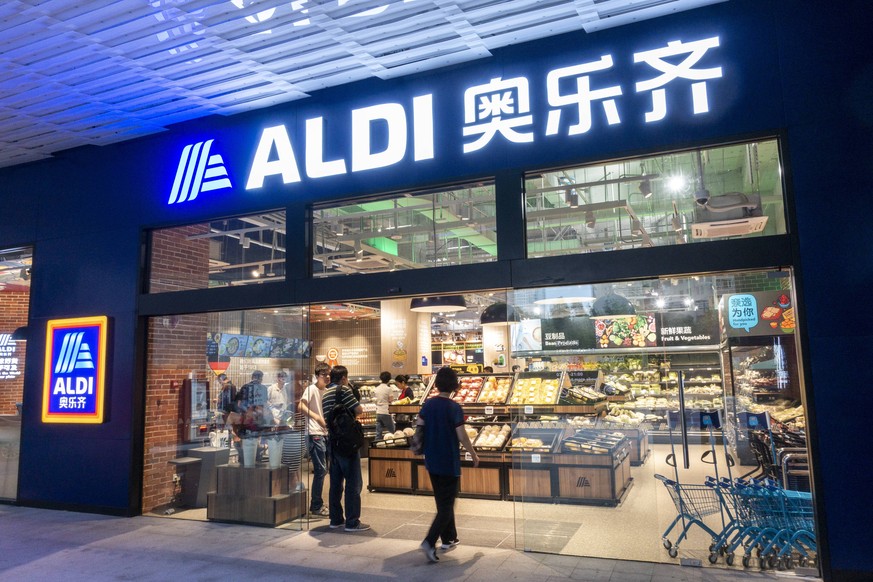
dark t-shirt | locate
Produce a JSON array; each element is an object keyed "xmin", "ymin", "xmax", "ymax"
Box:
[{"xmin": 419, "ymin": 395, "xmax": 464, "ymax": 477}]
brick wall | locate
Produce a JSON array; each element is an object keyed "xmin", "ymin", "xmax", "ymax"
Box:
[
  {"xmin": 148, "ymin": 224, "xmax": 211, "ymax": 293},
  {"xmin": 142, "ymin": 224, "xmax": 210, "ymax": 512},
  {"xmin": 0, "ymin": 291, "xmax": 28, "ymax": 414},
  {"xmin": 142, "ymin": 313, "xmax": 208, "ymax": 513}
]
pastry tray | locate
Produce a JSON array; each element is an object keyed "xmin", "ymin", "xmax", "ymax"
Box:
[{"xmin": 506, "ymin": 427, "xmax": 562, "ymax": 452}]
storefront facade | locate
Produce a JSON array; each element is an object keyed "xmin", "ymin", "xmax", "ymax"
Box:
[{"xmin": 1, "ymin": 1, "xmax": 872, "ymax": 580}]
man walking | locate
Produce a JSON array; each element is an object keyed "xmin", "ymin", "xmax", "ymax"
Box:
[
  {"xmin": 322, "ymin": 365, "xmax": 369, "ymax": 532},
  {"xmin": 417, "ymin": 367, "xmax": 479, "ymax": 562},
  {"xmin": 300, "ymin": 363, "xmax": 331, "ymax": 517}
]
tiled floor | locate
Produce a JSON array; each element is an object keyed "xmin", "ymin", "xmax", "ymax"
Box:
[{"xmin": 0, "ymin": 504, "xmax": 818, "ymax": 581}]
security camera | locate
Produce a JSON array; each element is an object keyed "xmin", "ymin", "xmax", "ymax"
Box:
[{"xmin": 694, "ymin": 188, "xmax": 711, "ymax": 205}]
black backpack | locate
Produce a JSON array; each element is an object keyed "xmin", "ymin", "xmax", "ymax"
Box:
[{"xmin": 327, "ymin": 388, "xmax": 364, "ymax": 457}]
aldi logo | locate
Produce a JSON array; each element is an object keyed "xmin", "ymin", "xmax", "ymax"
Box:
[
  {"xmin": 42, "ymin": 316, "xmax": 109, "ymax": 424},
  {"xmin": 168, "ymin": 139, "xmax": 232, "ymax": 204}
]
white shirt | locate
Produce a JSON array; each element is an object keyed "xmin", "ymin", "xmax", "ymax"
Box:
[
  {"xmin": 267, "ymin": 382, "xmax": 288, "ymax": 425},
  {"xmin": 300, "ymin": 383, "xmax": 326, "ymax": 436},
  {"xmin": 374, "ymin": 382, "xmax": 399, "ymax": 415}
]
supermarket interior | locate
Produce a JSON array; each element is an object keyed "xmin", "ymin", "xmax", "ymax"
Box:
[{"xmin": 143, "ymin": 268, "xmax": 814, "ymax": 573}]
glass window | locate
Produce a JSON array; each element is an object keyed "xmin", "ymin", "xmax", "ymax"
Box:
[
  {"xmin": 0, "ymin": 246, "xmax": 31, "ymax": 501},
  {"xmin": 148, "ymin": 210, "xmax": 286, "ymax": 292},
  {"xmin": 312, "ymin": 181, "xmax": 496, "ymax": 277},
  {"xmin": 143, "ymin": 306, "xmax": 309, "ymax": 526},
  {"xmin": 525, "ymin": 139, "xmax": 785, "ymax": 258}
]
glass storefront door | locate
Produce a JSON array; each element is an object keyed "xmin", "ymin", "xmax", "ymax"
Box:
[
  {"xmin": 507, "ymin": 270, "xmax": 818, "ymax": 573},
  {"xmin": 0, "ymin": 246, "xmax": 32, "ymax": 502},
  {"xmin": 143, "ymin": 306, "xmax": 311, "ymax": 528}
]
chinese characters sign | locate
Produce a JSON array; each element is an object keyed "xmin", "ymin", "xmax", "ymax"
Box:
[
  {"xmin": 462, "ymin": 37, "xmax": 722, "ymax": 152},
  {"xmin": 722, "ymin": 292, "xmax": 795, "ymax": 337},
  {"xmin": 42, "ymin": 316, "xmax": 108, "ymax": 424},
  {"xmin": 234, "ymin": 35, "xmax": 723, "ymax": 197},
  {"xmin": 0, "ymin": 333, "xmax": 21, "ymax": 380}
]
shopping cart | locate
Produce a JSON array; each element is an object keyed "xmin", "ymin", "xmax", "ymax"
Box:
[{"xmin": 655, "ymin": 473, "xmax": 723, "ymax": 558}]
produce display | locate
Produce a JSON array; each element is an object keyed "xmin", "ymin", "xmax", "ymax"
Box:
[
  {"xmin": 560, "ymin": 385, "xmax": 606, "ymax": 405},
  {"xmin": 453, "ymin": 376, "xmax": 483, "ymax": 403},
  {"xmin": 373, "ymin": 427, "xmax": 414, "ymax": 448},
  {"xmin": 473, "ymin": 424, "xmax": 512, "ymax": 450},
  {"xmin": 562, "ymin": 429, "xmax": 627, "ymax": 454},
  {"xmin": 507, "ymin": 428, "xmax": 560, "ymax": 451},
  {"xmin": 509, "ymin": 376, "xmax": 561, "ymax": 405},
  {"xmin": 476, "ymin": 376, "xmax": 512, "ymax": 404}
]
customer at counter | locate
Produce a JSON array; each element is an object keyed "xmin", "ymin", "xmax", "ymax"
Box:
[{"xmin": 374, "ymin": 371, "xmax": 399, "ymax": 440}]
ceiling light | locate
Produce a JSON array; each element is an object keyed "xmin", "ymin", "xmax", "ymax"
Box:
[
  {"xmin": 565, "ymin": 189, "xmax": 579, "ymax": 208},
  {"xmin": 667, "ymin": 175, "xmax": 687, "ymax": 192},
  {"xmin": 480, "ymin": 303, "xmax": 520, "ymax": 326},
  {"xmin": 590, "ymin": 290, "xmax": 636, "ymax": 317},
  {"xmin": 410, "ymin": 295, "xmax": 467, "ymax": 312},
  {"xmin": 639, "ymin": 179, "xmax": 653, "ymax": 198},
  {"xmin": 585, "ymin": 210, "xmax": 596, "ymax": 228}
]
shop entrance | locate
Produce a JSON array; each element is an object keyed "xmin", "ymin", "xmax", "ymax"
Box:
[
  {"xmin": 142, "ymin": 269, "xmax": 818, "ymax": 575},
  {"xmin": 0, "ymin": 246, "xmax": 32, "ymax": 502}
]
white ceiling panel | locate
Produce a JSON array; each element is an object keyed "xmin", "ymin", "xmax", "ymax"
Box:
[{"xmin": 0, "ymin": 0, "xmax": 724, "ymax": 168}]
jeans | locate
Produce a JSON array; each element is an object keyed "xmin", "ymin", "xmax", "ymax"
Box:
[
  {"xmin": 425, "ymin": 473, "xmax": 459, "ymax": 547},
  {"xmin": 329, "ymin": 449, "xmax": 362, "ymax": 528},
  {"xmin": 375, "ymin": 414, "xmax": 395, "ymax": 440},
  {"xmin": 308, "ymin": 435, "xmax": 328, "ymax": 512}
]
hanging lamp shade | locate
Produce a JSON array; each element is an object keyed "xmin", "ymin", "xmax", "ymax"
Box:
[
  {"xmin": 480, "ymin": 303, "xmax": 519, "ymax": 326},
  {"xmin": 590, "ymin": 291, "xmax": 636, "ymax": 317},
  {"xmin": 409, "ymin": 295, "xmax": 466, "ymax": 312}
]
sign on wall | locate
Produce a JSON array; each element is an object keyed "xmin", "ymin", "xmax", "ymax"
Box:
[
  {"xmin": 0, "ymin": 333, "xmax": 21, "ymax": 380},
  {"xmin": 42, "ymin": 316, "xmax": 109, "ymax": 424},
  {"xmin": 721, "ymin": 291, "xmax": 795, "ymax": 337}
]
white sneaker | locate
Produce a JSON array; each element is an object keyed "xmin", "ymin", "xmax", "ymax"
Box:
[{"xmin": 420, "ymin": 541, "xmax": 439, "ymax": 563}]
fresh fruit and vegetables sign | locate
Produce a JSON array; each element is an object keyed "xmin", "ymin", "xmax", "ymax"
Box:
[
  {"xmin": 722, "ymin": 292, "xmax": 795, "ymax": 337},
  {"xmin": 594, "ymin": 315, "xmax": 657, "ymax": 349}
]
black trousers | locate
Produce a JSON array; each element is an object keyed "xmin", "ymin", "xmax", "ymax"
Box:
[{"xmin": 425, "ymin": 472, "xmax": 459, "ymax": 547}]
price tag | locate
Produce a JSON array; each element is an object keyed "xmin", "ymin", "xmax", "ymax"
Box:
[
  {"xmin": 465, "ymin": 452, "xmax": 472, "ymax": 461},
  {"xmin": 484, "ymin": 406, "xmax": 494, "ymax": 415},
  {"xmin": 524, "ymin": 405, "xmax": 534, "ymax": 415},
  {"xmin": 531, "ymin": 454, "xmax": 541, "ymax": 463}
]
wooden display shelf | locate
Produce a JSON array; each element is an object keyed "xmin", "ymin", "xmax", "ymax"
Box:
[
  {"xmin": 207, "ymin": 465, "xmax": 306, "ymax": 527},
  {"xmin": 389, "ymin": 403, "xmax": 608, "ymax": 416},
  {"xmin": 368, "ymin": 447, "xmax": 416, "ymax": 493}
]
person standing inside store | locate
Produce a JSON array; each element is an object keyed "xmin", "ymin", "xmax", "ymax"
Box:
[
  {"xmin": 233, "ymin": 370, "xmax": 270, "ymax": 466},
  {"xmin": 299, "ymin": 362, "xmax": 331, "ymax": 517},
  {"xmin": 322, "ymin": 365, "xmax": 369, "ymax": 532},
  {"xmin": 215, "ymin": 373, "xmax": 237, "ymax": 425},
  {"xmin": 374, "ymin": 371, "xmax": 399, "ymax": 440},
  {"xmin": 417, "ymin": 367, "xmax": 479, "ymax": 563},
  {"xmin": 395, "ymin": 375, "xmax": 413, "ymax": 400}
]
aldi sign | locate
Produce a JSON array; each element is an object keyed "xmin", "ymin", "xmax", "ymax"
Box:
[{"xmin": 42, "ymin": 316, "xmax": 109, "ymax": 424}]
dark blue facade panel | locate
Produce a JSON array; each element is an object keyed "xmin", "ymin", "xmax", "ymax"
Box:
[{"xmin": 0, "ymin": 0, "xmax": 872, "ymax": 578}]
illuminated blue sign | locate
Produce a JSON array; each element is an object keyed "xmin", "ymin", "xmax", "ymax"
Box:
[
  {"xmin": 166, "ymin": 35, "xmax": 724, "ymax": 205},
  {"xmin": 42, "ymin": 316, "xmax": 108, "ymax": 424}
]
